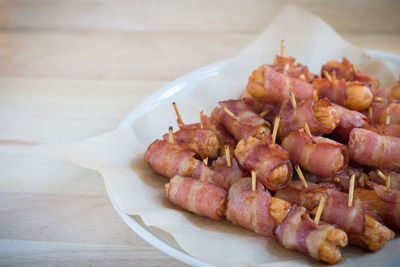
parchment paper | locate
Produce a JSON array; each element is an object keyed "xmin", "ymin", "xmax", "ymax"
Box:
[{"xmin": 60, "ymin": 5, "xmax": 400, "ymax": 267}]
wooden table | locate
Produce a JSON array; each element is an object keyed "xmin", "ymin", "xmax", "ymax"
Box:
[{"xmin": 0, "ymin": 1, "xmax": 399, "ymax": 265}]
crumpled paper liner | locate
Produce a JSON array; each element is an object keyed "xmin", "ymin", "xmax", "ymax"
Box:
[{"xmin": 60, "ymin": 5, "xmax": 400, "ymax": 267}]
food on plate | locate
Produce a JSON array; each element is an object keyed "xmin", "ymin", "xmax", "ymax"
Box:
[
  {"xmin": 234, "ymin": 136, "xmax": 293, "ymax": 190},
  {"xmin": 144, "ymin": 45, "xmax": 400, "ymax": 264},
  {"xmin": 281, "ymin": 130, "xmax": 349, "ymax": 177},
  {"xmin": 348, "ymin": 128, "xmax": 400, "ymax": 171},
  {"xmin": 321, "ymin": 57, "xmax": 379, "ymax": 90}
]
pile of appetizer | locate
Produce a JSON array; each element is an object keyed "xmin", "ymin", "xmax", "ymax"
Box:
[{"xmin": 144, "ymin": 42, "xmax": 400, "ymax": 264}]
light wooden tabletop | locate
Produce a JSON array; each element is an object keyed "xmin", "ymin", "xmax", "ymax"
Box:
[{"xmin": 0, "ymin": 1, "xmax": 399, "ymax": 266}]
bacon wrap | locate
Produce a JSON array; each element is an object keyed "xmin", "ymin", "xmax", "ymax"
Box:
[
  {"xmin": 211, "ymin": 99, "xmax": 270, "ymax": 142},
  {"xmin": 275, "ymin": 181, "xmax": 367, "ymax": 235},
  {"xmin": 348, "ymin": 128, "xmax": 400, "ymax": 171},
  {"xmin": 321, "ymin": 57, "xmax": 379, "ymax": 89},
  {"xmin": 279, "ymin": 99, "xmax": 339, "ymax": 138},
  {"xmin": 144, "ymin": 139, "xmax": 228, "ymax": 188},
  {"xmin": 272, "ymin": 55, "xmax": 317, "ymax": 82},
  {"xmin": 365, "ymin": 180, "xmax": 400, "ymax": 229},
  {"xmin": 246, "ymin": 64, "xmax": 313, "ymax": 106},
  {"xmin": 281, "ymin": 130, "xmax": 349, "ymax": 177},
  {"xmin": 304, "ymin": 167, "xmax": 366, "ymax": 191},
  {"xmin": 364, "ymin": 124, "xmax": 400, "ymax": 138},
  {"xmin": 201, "ymin": 113, "xmax": 237, "ymax": 148},
  {"xmin": 226, "ymin": 178, "xmax": 275, "ymax": 236},
  {"xmin": 165, "ymin": 175, "xmax": 227, "ymax": 220},
  {"xmin": 163, "ymin": 128, "xmax": 221, "ymax": 159},
  {"xmin": 374, "ymin": 82, "xmax": 400, "ymax": 102},
  {"xmin": 211, "ymin": 155, "xmax": 248, "ymax": 188},
  {"xmin": 144, "ymin": 139, "xmax": 197, "ymax": 178},
  {"xmin": 241, "ymin": 89, "xmax": 280, "ymax": 122},
  {"xmin": 274, "ymin": 205, "xmax": 337, "ymax": 261},
  {"xmin": 234, "ymin": 137, "xmax": 293, "ymax": 190},
  {"xmin": 369, "ymin": 170, "xmax": 400, "ymax": 191},
  {"xmin": 332, "ymin": 103, "xmax": 370, "ymax": 141},
  {"xmin": 313, "ymin": 78, "xmax": 347, "ymax": 106},
  {"xmin": 377, "ymin": 103, "xmax": 400, "ymax": 124}
]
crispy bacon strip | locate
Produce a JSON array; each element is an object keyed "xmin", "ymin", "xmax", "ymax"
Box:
[
  {"xmin": 332, "ymin": 103, "xmax": 370, "ymax": 141},
  {"xmin": 313, "ymin": 78, "xmax": 373, "ymax": 111},
  {"xmin": 165, "ymin": 175, "xmax": 227, "ymax": 220},
  {"xmin": 369, "ymin": 170, "xmax": 400, "ymax": 191},
  {"xmin": 211, "ymin": 155, "xmax": 248, "ymax": 188},
  {"xmin": 246, "ymin": 64, "xmax": 313, "ymax": 106},
  {"xmin": 281, "ymin": 130, "xmax": 349, "ymax": 177},
  {"xmin": 278, "ymin": 98, "xmax": 339, "ymax": 138},
  {"xmin": 211, "ymin": 100, "xmax": 270, "ymax": 142},
  {"xmin": 272, "ymin": 55, "xmax": 317, "ymax": 82},
  {"xmin": 234, "ymin": 136, "xmax": 293, "ymax": 190},
  {"xmin": 348, "ymin": 128, "xmax": 400, "ymax": 171},
  {"xmin": 374, "ymin": 76, "xmax": 400, "ymax": 102},
  {"xmin": 226, "ymin": 178, "xmax": 276, "ymax": 236},
  {"xmin": 321, "ymin": 57, "xmax": 379, "ymax": 89},
  {"xmin": 275, "ymin": 181, "xmax": 394, "ymax": 251},
  {"xmin": 144, "ymin": 139, "xmax": 228, "ymax": 188},
  {"xmin": 275, "ymin": 205, "xmax": 346, "ymax": 264},
  {"xmin": 163, "ymin": 128, "xmax": 221, "ymax": 159}
]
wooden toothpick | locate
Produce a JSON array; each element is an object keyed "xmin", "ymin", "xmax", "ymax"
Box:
[
  {"xmin": 348, "ymin": 174, "xmax": 355, "ymax": 207},
  {"xmin": 200, "ymin": 111, "xmax": 204, "ymax": 128},
  {"xmin": 280, "ymin": 40, "xmax": 285, "ymax": 57},
  {"xmin": 259, "ymin": 108, "xmax": 270, "ymax": 117},
  {"xmin": 304, "ymin": 122, "xmax": 312, "ymax": 138},
  {"xmin": 314, "ymin": 196, "xmax": 326, "ymax": 225},
  {"xmin": 172, "ymin": 102, "xmax": 183, "ymax": 124},
  {"xmin": 386, "ymin": 174, "xmax": 391, "ymax": 192},
  {"xmin": 386, "ymin": 115, "xmax": 391, "ymax": 125},
  {"xmin": 295, "ymin": 165, "xmax": 308, "ymax": 188},
  {"xmin": 289, "ymin": 92, "xmax": 297, "ymax": 109},
  {"xmin": 299, "ymin": 74, "xmax": 306, "ymax": 82},
  {"xmin": 375, "ymin": 96, "xmax": 384, "ymax": 102},
  {"xmin": 200, "ymin": 169, "xmax": 206, "ymax": 182},
  {"xmin": 223, "ymin": 106, "xmax": 237, "ymax": 120},
  {"xmin": 323, "ymin": 70, "xmax": 333, "ymax": 86},
  {"xmin": 368, "ymin": 107, "xmax": 373, "ymax": 119},
  {"xmin": 225, "ymin": 145, "xmax": 231, "ymax": 167},
  {"xmin": 272, "ymin": 115, "xmax": 281, "ymax": 144},
  {"xmin": 203, "ymin": 157, "xmax": 208, "ymax": 165},
  {"xmin": 168, "ymin": 126, "xmax": 173, "ymax": 144},
  {"xmin": 251, "ymin": 171, "xmax": 257, "ymax": 192},
  {"xmin": 352, "ymin": 64, "xmax": 358, "ymax": 74}
]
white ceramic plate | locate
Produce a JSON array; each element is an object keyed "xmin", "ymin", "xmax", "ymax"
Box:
[{"xmin": 113, "ymin": 50, "xmax": 400, "ymax": 267}]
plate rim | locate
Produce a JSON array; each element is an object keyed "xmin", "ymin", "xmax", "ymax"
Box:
[{"xmin": 112, "ymin": 49, "xmax": 400, "ymax": 267}]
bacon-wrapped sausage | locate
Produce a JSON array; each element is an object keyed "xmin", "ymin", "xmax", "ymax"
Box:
[
  {"xmin": 348, "ymin": 128, "xmax": 400, "ymax": 171},
  {"xmin": 246, "ymin": 64, "xmax": 313, "ymax": 106},
  {"xmin": 211, "ymin": 155, "xmax": 248, "ymax": 188},
  {"xmin": 163, "ymin": 128, "xmax": 221, "ymax": 159},
  {"xmin": 369, "ymin": 170, "xmax": 400, "ymax": 191},
  {"xmin": 356, "ymin": 180, "xmax": 400, "ymax": 230},
  {"xmin": 313, "ymin": 78, "xmax": 373, "ymax": 111},
  {"xmin": 374, "ymin": 75, "xmax": 400, "ymax": 102},
  {"xmin": 144, "ymin": 139, "xmax": 228, "ymax": 188},
  {"xmin": 211, "ymin": 100, "xmax": 270, "ymax": 142},
  {"xmin": 226, "ymin": 178, "xmax": 276, "ymax": 236},
  {"xmin": 165, "ymin": 175, "xmax": 227, "ymax": 220},
  {"xmin": 321, "ymin": 57, "xmax": 379, "ymax": 89},
  {"xmin": 376, "ymin": 102, "xmax": 400, "ymax": 124},
  {"xmin": 234, "ymin": 137, "xmax": 293, "ymax": 190},
  {"xmin": 332, "ymin": 103, "xmax": 370, "ymax": 141},
  {"xmin": 275, "ymin": 181, "xmax": 394, "ymax": 251},
  {"xmin": 275, "ymin": 205, "xmax": 347, "ymax": 264},
  {"xmin": 278, "ymin": 98, "xmax": 339, "ymax": 138},
  {"xmin": 281, "ymin": 130, "xmax": 349, "ymax": 177},
  {"xmin": 201, "ymin": 113, "xmax": 237, "ymax": 149},
  {"xmin": 272, "ymin": 55, "xmax": 317, "ymax": 82},
  {"xmin": 304, "ymin": 167, "xmax": 367, "ymax": 192}
]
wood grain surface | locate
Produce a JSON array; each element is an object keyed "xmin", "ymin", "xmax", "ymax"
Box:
[{"xmin": 0, "ymin": 1, "xmax": 399, "ymax": 266}]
